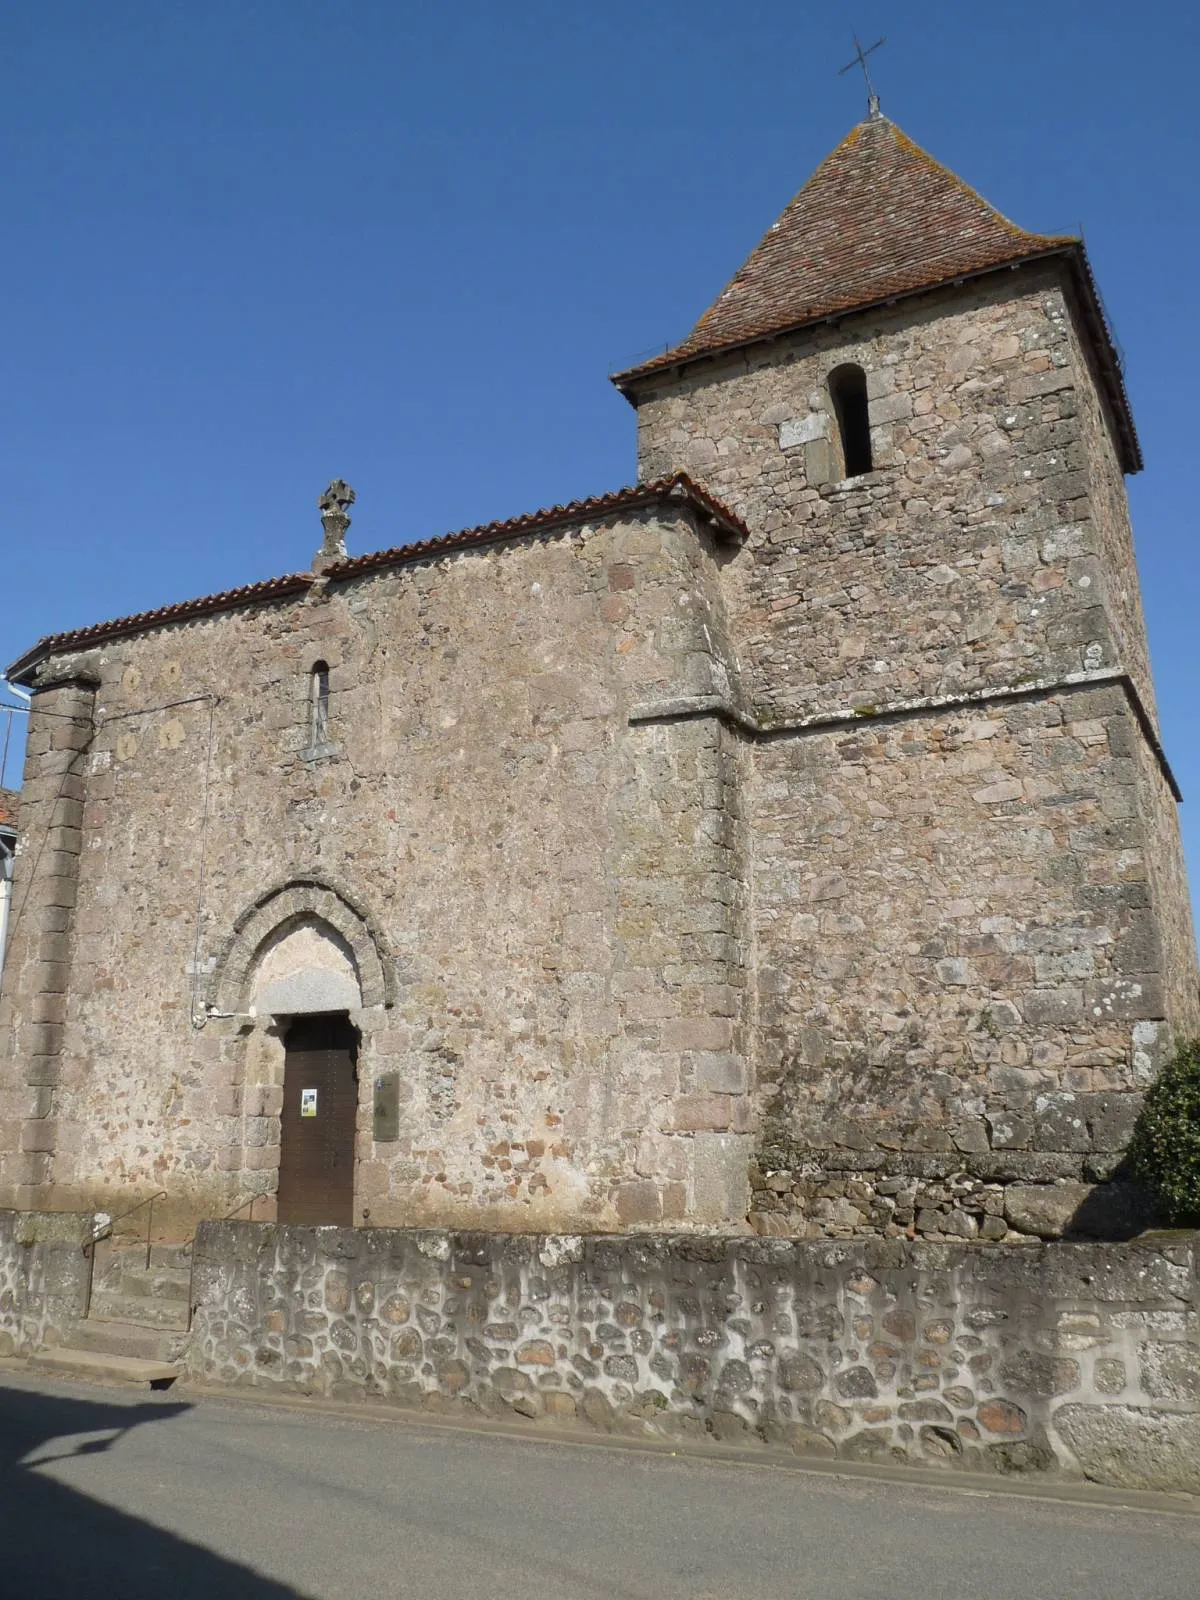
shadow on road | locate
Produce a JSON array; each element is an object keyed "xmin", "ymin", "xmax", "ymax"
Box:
[{"xmin": 0, "ymin": 1380, "xmax": 309, "ymax": 1599}]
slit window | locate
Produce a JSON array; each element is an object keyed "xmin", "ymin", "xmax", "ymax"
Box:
[
  {"xmin": 829, "ymin": 363, "xmax": 873, "ymax": 478},
  {"xmin": 310, "ymin": 661, "xmax": 330, "ymax": 745}
]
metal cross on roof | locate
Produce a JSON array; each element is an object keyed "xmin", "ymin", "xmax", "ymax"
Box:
[{"xmin": 839, "ymin": 31, "xmax": 886, "ymax": 119}]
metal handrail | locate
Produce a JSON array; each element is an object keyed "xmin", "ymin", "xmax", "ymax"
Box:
[
  {"xmin": 85, "ymin": 1189, "xmax": 168, "ymax": 1270},
  {"xmin": 219, "ymin": 1192, "xmax": 263, "ymax": 1224}
]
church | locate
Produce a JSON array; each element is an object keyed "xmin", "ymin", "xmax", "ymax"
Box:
[{"xmin": 2, "ymin": 108, "xmax": 1196, "ymax": 1245}]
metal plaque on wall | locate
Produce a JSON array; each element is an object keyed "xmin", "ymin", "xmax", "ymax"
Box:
[{"xmin": 372, "ymin": 1073, "xmax": 401, "ymax": 1141}]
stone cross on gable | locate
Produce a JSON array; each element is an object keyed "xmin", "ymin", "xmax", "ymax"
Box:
[
  {"xmin": 839, "ymin": 31, "xmax": 886, "ymax": 119},
  {"xmin": 314, "ymin": 479, "xmax": 356, "ymax": 573}
]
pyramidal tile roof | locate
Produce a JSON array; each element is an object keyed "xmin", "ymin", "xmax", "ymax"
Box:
[
  {"xmin": 614, "ymin": 115, "xmax": 1139, "ymax": 472},
  {"xmin": 632, "ymin": 115, "xmax": 1073, "ymax": 367}
]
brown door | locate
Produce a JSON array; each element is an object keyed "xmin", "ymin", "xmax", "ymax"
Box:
[{"xmin": 277, "ymin": 1015, "xmax": 359, "ymax": 1226}]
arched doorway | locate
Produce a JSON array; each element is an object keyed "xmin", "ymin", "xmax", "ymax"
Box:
[
  {"xmin": 250, "ymin": 919, "xmax": 364, "ymax": 1226},
  {"xmin": 204, "ymin": 878, "xmax": 394, "ymax": 1228}
]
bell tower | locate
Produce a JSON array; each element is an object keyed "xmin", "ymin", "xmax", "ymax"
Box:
[{"xmin": 615, "ymin": 115, "xmax": 1199, "ymax": 1237}]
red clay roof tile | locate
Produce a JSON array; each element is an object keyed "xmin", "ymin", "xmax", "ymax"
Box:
[
  {"xmin": 321, "ymin": 473, "xmax": 745, "ymax": 583},
  {"xmin": 5, "ymin": 573, "xmax": 314, "ymax": 684},
  {"xmin": 6, "ymin": 475, "xmax": 745, "ymax": 683},
  {"xmin": 614, "ymin": 116, "xmax": 1139, "ymax": 472}
]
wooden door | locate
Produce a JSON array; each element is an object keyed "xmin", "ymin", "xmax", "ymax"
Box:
[{"xmin": 277, "ymin": 1015, "xmax": 358, "ymax": 1226}]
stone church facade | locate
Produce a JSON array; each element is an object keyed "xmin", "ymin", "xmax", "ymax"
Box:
[{"xmin": 1, "ymin": 113, "xmax": 1196, "ymax": 1242}]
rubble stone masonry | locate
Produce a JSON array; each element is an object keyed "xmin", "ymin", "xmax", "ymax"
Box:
[
  {"xmin": 0, "ymin": 677, "xmax": 96, "ymax": 1211},
  {"xmin": 635, "ymin": 270, "xmax": 1144, "ymax": 717},
  {"xmin": 0, "ymin": 255, "xmax": 1195, "ymax": 1240},
  {"xmin": 188, "ymin": 1221, "xmax": 1200, "ymax": 1494},
  {"xmin": 630, "ymin": 264, "xmax": 1199, "ymax": 1234},
  {"xmin": 0, "ymin": 507, "xmax": 755, "ymax": 1233},
  {"xmin": 0, "ymin": 1208, "xmax": 91, "ymax": 1355}
]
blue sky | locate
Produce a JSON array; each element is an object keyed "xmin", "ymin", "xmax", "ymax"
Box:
[{"xmin": 3, "ymin": 0, "xmax": 1198, "ymax": 909}]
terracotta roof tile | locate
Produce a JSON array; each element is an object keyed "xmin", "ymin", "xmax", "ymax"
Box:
[
  {"xmin": 651, "ymin": 117, "xmax": 1072, "ymax": 362},
  {"xmin": 5, "ymin": 573, "xmax": 314, "ymax": 684},
  {"xmin": 614, "ymin": 116, "xmax": 1139, "ymax": 472},
  {"xmin": 0, "ymin": 787, "xmax": 17, "ymax": 831},
  {"xmin": 322, "ymin": 473, "xmax": 746, "ymax": 582},
  {"xmin": 6, "ymin": 475, "xmax": 745, "ymax": 684}
]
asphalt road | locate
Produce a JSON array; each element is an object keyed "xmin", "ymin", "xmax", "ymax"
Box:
[{"xmin": 1, "ymin": 1369, "xmax": 1198, "ymax": 1600}]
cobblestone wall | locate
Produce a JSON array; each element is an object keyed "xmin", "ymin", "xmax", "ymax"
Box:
[
  {"xmin": 0, "ymin": 1208, "xmax": 91, "ymax": 1354},
  {"xmin": 188, "ymin": 1221, "xmax": 1200, "ymax": 1493}
]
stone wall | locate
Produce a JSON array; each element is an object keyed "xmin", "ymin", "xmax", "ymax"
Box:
[
  {"xmin": 630, "ymin": 255, "xmax": 1198, "ymax": 1223},
  {"xmin": 1064, "ymin": 299, "xmax": 1157, "ymax": 719},
  {"xmin": 0, "ymin": 679, "xmax": 95, "ymax": 1211},
  {"xmin": 746, "ymin": 679, "xmax": 1192, "ymax": 1239},
  {"xmin": 188, "ymin": 1221, "xmax": 1200, "ymax": 1493},
  {"xmin": 634, "ymin": 270, "xmax": 1122, "ymax": 721},
  {"xmin": 1, "ymin": 244, "xmax": 1194, "ymax": 1240},
  {"xmin": 1131, "ymin": 713, "xmax": 1200, "ymax": 1036},
  {"xmin": 0, "ymin": 1208, "xmax": 91, "ymax": 1355},
  {"xmin": 0, "ymin": 504, "xmax": 755, "ymax": 1234}
]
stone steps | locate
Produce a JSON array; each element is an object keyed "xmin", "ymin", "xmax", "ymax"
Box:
[
  {"xmin": 34, "ymin": 1346, "xmax": 181, "ymax": 1388},
  {"xmin": 66, "ymin": 1318, "xmax": 187, "ymax": 1363},
  {"xmin": 88, "ymin": 1241, "xmax": 193, "ymax": 1330},
  {"xmin": 145, "ymin": 1243, "xmax": 193, "ymax": 1272},
  {"xmin": 31, "ymin": 1239, "xmax": 194, "ymax": 1388},
  {"xmin": 89, "ymin": 1292, "xmax": 190, "ymax": 1330},
  {"xmin": 103, "ymin": 1242, "xmax": 192, "ymax": 1272},
  {"xmin": 114, "ymin": 1265, "xmax": 192, "ymax": 1301}
]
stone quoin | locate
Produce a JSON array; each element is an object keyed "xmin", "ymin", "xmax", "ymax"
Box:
[{"xmin": 0, "ymin": 111, "xmax": 1195, "ymax": 1244}]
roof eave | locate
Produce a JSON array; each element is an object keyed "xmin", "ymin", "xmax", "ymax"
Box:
[
  {"xmin": 1060, "ymin": 244, "xmax": 1142, "ymax": 475},
  {"xmin": 5, "ymin": 476, "xmax": 748, "ymax": 686},
  {"xmin": 610, "ymin": 252, "xmax": 1073, "ymax": 392},
  {"xmin": 612, "ymin": 246, "xmax": 1141, "ymax": 474},
  {"xmin": 315, "ymin": 475, "xmax": 747, "ymax": 586},
  {"xmin": 5, "ymin": 574, "xmax": 314, "ymax": 687}
]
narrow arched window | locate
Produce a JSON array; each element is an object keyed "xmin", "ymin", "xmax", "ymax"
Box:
[
  {"xmin": 828, "ymin": 363, "xmax": 873, "ymax": 478},
  {"xmin": 310, "ymin": 661, "xmax": 330, "ymax": 746}
]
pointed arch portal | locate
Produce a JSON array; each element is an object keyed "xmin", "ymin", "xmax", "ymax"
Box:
[{"xmin": 206, "ymin": 876, "xmax": 392, "ymax": 1018}]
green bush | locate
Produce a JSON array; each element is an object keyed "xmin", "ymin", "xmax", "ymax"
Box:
[{"xmin": 1127, "ymin": 1037, "xmax": 1200, "ymax": 1226}]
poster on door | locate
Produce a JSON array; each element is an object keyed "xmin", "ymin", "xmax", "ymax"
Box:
[{"xmin": 300, "ymin": 1088, "xmax": 318, "ymax": 1117}]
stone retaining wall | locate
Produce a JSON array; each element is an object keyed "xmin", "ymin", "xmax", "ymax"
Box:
[
  {"xmin": 0, "ymin": 1208, "xmax": 91, "ymax": 1354},
  {"xmin": 189, "ymin": 1221, "xmax": 1200, "ymax": 1493}
]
